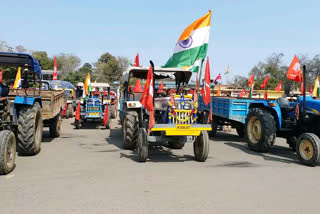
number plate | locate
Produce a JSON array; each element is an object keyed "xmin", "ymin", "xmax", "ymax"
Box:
[
  {"xmin": 89, "ymin": 113, "xmax": 99, "ymax": 116},
  {"xmin": 176, "ymin": 124, "xmax": 191, "ymax": 129}
]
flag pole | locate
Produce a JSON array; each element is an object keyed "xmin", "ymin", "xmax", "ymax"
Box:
[{"xmin": 197, "ymin": 59, "xmax": 205, "ymax": 99}]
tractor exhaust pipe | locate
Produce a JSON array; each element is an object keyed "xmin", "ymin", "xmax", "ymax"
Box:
[{"xmin": 302, "ymin": 65, "xmax": 306, "ymax": 120}]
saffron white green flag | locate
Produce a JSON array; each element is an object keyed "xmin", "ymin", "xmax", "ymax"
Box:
[{"xmin": 163, "ymin": 10, "xmax": 212, "ymax": 72}]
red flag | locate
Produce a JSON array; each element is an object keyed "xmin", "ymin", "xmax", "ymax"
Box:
[
  {"xmin": 53, "ymin": 56, "xmax": 58, "ymax": 80},
  {"xmin": 157, "ymin": 81, "xmax": 164, "ymax": 93},
  {"xmin": 239, "ymin": 89, "xmax": 247, "ymax": 97},
  {"xmin": 214, "ymin": 73, "xmax": 221, "ymax": 83},
  {"xmin": 300, "ymin": 79, "xmax": 304, "ymax": 94},
  {"xmin": 202, "ymin": 57, "xmax": 211, "ymax": 105},
  {"xmin": 0, "ymin": 69, "xmax": 3, "ymax": 83},
  {"xmin": 248, "ymin": 73, "xmax": 255, "ymax": 86},
  {"xmin": 133, "ymin": 79, "xmax": 143, "ymax": 92},
  {"xmin": 260, "ymin": 75, "xmax": 269, "ymax": 89},
  {"xmin": 264, "ymin": 90, "xmax": 268, "ymax": 99},
  {"xmin": 309, "ymin": 84, "xmax": 313, "ymax": 93},
  {"xmin": 140, "ymin": 65, "xmax": 155, "ymax": 131},
  {"xmin": 134, "ymin": 54, "xmax": 140, "ymax": 67},
  {"xmin": 274, "ymin": 80, "xmax": 283, "ymax": 91},
  {"xmin": 103, "ymin": 104, "xmax": 109, "ymax": 126},
  {"xmin": 287, "ymin": 55, "xmax": 302, "ymax": 83},
  {"xmin": 62, "ymin": 101, "xmax": 68, "ymax": 117},
  {"xmin": 75, "ymin": 101, "xmax": 81, "ymax": 121}
]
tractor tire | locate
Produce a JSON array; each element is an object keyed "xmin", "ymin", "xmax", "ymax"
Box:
[
  {"xmin": 111, "ymin": 105, "xmax": 117, "ymax": 119},
  {"xmin": 17, "ymin": 103, "xmax": 43, "ymax": 156},
  {"xmin": 236, "ymin": 125, "xmax": 245, "ymax": 138},
  {"xmin": 194, "ymin": 131, "xmax": 209, "ymax": 162},
  {"xmin": 0, "ymin": 130, "xmax": 16, "ymax": 175},
  {"xmin": 137, "ymin": 128, "xmax": 148, "ymax": 162},
  {"xmin": 287, "ymin": 136, "xmax": 297, "ymax": 152},
  {"xmin": 75, "ymin": 119, "xmax": 81, "ymax": 129},
  {"xmin": 122, "ymin": 111, "xmax": 139, "ymax": 150},
  {"xmin": 209, "ymin": 117, "xmax": 218, "ymax": 137},
  {"xmin": 50, "ymin": 113, "xmax": 62, "ymax": 138},
  {"xmin": 67, "ymin": 104, "xmax": 73, "ymax": 118},
  {"xmin": 168, "ymin": 137, "xmax": 186, "ymax": 149},
  {"xmin": 245, "ymin": 108, "xmax": 276, "ymax": 153},
  {"xmin": 296, "ymin": 133, "xmax": 320, "ymax": 167}
]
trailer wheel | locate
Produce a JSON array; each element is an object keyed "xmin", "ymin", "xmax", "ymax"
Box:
[
  {"xmin": 49, "ymin": 113, "xmax": 62, "ymax": 138},
  {"xmin": 287, "ymin": 136, "xmax": 297, "ymax": 152},
  {"xmin": 236, "ymin": 125, "xmax": 245, "ymax": 138},
  {"xmin": 194, "ymin": 131, "xmax": 209, "ymax": 162},
  {"xmin": 245, "ymin": 108, "xmax": 276, "ymax": 153},
  {"xmin": 137, "ymin": 128, "xmax": 148, "ymax": 162},
  {"xmin": 67, "ymin": 104, "xmax": 73, "ymax": 118},
  {"xmin": 122, "ymin": 111, "xmax": 139, "ymax": 150},
  {"xmin": 17, "ymin": 103, "xmax": 43, "ymax": 156},
  {"xmin": 75, "ymin": 119, "xmax": 81, "ymax": 129},
  {"xmin": 296, "ymin": 133, "xmax": 320, "ymax": 167},
  {"xmin": 168, "ymin": 137, "xmax": 185, "ymax": 149},
  {"xmin": 209, "ymin": 117, "xmax": 218, "ymax": 137},
  {"xmin": 0, "ymin": 130, "xmax": 16, "ymax": 175},
  {"xmin": 111, "ymin": 105, "xmax": 117, "ymax": 119}
]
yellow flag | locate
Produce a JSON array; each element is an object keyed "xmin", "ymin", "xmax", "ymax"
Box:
[
  {"xmin": 83, "ymin": 73, "xmax": 91, "ymax": 98},
  {"xmin": 313, "ymin": 75, "xmax": 319, "ymax": 97},
  {"xmin": 13, "ymin": 67, "xmax": 21, "ymax": 89},
  {"xmin": 94, "ymin": 79, "xmax": 97, "ymax": 83}
]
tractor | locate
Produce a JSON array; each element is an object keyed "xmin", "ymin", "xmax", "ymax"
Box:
[
  {"xmin": 245, "ymin": 65, "xmax": 320, "ymax": 166},
  {"xmin": 120, "ymin": 63, "xmax": 212, "ymax": 162}
]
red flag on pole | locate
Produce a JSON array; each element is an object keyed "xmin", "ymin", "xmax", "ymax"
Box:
[
  {"xmin": 309, "ymin": 84, "xmax": 313, "ymax": 93},
  {"xmin": 239, "ymin": 89, "xmax": 247, "ymax": 97},
  {"xmin": 134, "ymin": 54, "xmax": 140, "ymax": 67},
  {"xmin": 103, "ymin": 104, "xmax": 109, "ymax": 126},
  {"xmin": 0, "ymin": 69, "xmax": 3, "ymax": 83},
  {"xmin": 62, "ymin": 101, "xmax": 68, "ymax": 117},
  {"xmin": 157, "ymin": 81, "xmax": 164, "ymax": 93},
  {"xmin": 75, "ymin": 101, "xmax": 81, "ymax": 121},
  {"xmin": 264, "ymin": 90, "xmax": 268, "ymax": 99},
  {"xmin": 287, "ymin": 55, "xmax": 302, "ymax": 83},
  {"xmin": 274, "ymin": 80, "xmax": 283, "ymax": 91},
  {"xmin": 300, "ymin": 79, "xmax": 304, "ymax": 94},
  {"xmin": 133, "ymin": 79, "xmax": 143, "ymax": 92},
  {"xmin": 53, "ymin": 56, "xmax": 58, "ymax": 80},
  {"xmin": 202, "ymin": 57, "xmax": 211, "ymax": 105},
  {"xmin": 248, "ymin": 73, "xmax": 255, "ymax": 86},
  {"xmin": 214, "ymin": 73, "xmax": 221, "ymax": 83},
  {"xmin": 260, "ymin": 75, "xmax": 269, "ymax": 89},
  {"xmin": 140, "ymin": 65, "xmax": 155, "ymax": 131}
]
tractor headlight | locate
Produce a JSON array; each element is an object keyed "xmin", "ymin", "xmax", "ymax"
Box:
[{"xmin": 184, "ymin": 103, "xmax": 191, "ymax": 110}]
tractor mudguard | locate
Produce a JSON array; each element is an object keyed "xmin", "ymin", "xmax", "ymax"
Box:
[
  {"xmin": 249, "ymin": 100, "xmax": 282, "ymax": 128},
  {"xmin": 14, "ymin": 96, "xmax": 42, "ymax": 107}
]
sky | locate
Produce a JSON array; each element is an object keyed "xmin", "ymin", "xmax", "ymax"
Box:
[{"xmin": 0, "ymin": 0, "xmax": 319, "ymax": 81}]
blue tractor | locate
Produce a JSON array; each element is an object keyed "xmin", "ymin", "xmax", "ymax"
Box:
[{"xmin": 245, "ymin": 65, "xmax": 320, "ymax": 166}]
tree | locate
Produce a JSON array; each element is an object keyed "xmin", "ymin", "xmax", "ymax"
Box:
[
  {"xmin": 32, "ymin": 51, "xmax": 53, "ymax": 70},
  {"xmin": 95, "ymin": 52, "xmax": 120, "ymax": 83},
  {"xmin": 15, "ymin": 45, "xmax": 28, "ymax": 53},
  {"xmin": 62, "ymin": 63, "xmax": 93, "ymax": 85},
  {"xmin": 0, "ymin": 40, "xmax": 13, "ymax": 52},
  {"xmin": 232, "ymin": 75, "xmax": 247, "ymax": 88},
  {"xmin": 56, "ymin": 54, "xmax": 81, "ymax": 75}
]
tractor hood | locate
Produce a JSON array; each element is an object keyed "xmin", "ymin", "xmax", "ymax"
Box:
[{"xmin": 0, "ymin": 52, "xmax": 42, "ymax": 78}]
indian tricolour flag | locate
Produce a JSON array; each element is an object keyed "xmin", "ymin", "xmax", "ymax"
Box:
[
  {"xmin": 13, "ymin": 67, "xmax": 21, "ymax": 89},
  {"xmin": 163, "ymin": 10, "xmax": 212, "ymax": 72},
  {"xmin": 83, "ymin": 73, "xmax": 91, "ymax": 98}
]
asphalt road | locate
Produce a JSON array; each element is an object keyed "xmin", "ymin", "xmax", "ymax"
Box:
[{"xmin": 1, "ymin": 118, "xmax": 319, "ymax": 214}]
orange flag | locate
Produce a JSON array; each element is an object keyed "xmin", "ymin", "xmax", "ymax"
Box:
[
  {"xmin": 133, "ymin": 79, "xmax": 143, "ymax": 92},
  {"xmin": 202, "ymin": 57, "xmax": 211, "ymax": 105},
  {"xmin": 309, "ymin": 84, "xmax": 313, "ymax": 93},
  {"xmin": 239, "ymin": 89, "xmax": 247, "ymax": 97},
  {"xmin": 0, "ymin": 69, "xmax": 3, "ymax": 83},
  {"xmin": 216, "ymin": 85, "xmax": 221, "ymax": 96},
  {"xmin": 260, "ymin": 75, "xmax": 269, "ymax": 89},
  {"xmin": 264, "ymin": 90, "xmax": 268, "ymax": 99},
  {"xmin": 274, "ymin": 80, "xmax": 283, "ymax": 91},
  {"xmin": 53, "ymin": 56, "xmax": 58, "ymax": 80},
  {"xmin": 103, "ymin": 104, "xmax": 109, "ymax": 126},
  {"xmin": 287, "ymin": 55, "xmax": 302, "ymax": 83},
  {"xmin": 134, "ymin": 54, "xmax": 140, "ymax": 67},
  {"xmin": 75, "ymin": 101, "xmax": 81, "ymax": 121},
  {"xmin": 248, "ymin": 73, "xmax": 255, "ymax": 86},
  {"xmin": 157, "ymin": 81, "xmax": 164, "ymax": 93}
]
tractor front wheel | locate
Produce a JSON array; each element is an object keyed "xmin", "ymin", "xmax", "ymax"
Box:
[
  {"xmin": 75, "ymin": 119, "xmax": 81, "ymax": 129},
  {"xmin": 296, "ymin": 133, "xmax": 320, "ymax": 167},
  {"xmin": 137, "ymin": 128, "xmax": 148, "ymax": 162},
  {"xmin": 122, "ymin": 111, "xmax": 139, "ymax": 150},
  {"xmin": 194, "ymin": 131, "xmax": 209, "ymax": 162},
  {"xmin": 0, "ymin": 130, "xmax": 16, "ymax": 175}
]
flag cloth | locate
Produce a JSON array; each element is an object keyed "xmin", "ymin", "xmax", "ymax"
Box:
[
  {"xmin": 313, "ymin": 75, "xmax": 320, "ymax": 97},
  {"xmin": 83, "ymin": 73, "xmax": 91, "ymax": 98},
  {"xmin": 0, "ymin": 69, "xmax": 3, "ymax": 83},
  {"xmin": 163, "ymin": 10, "xmax": 212, "ymax": 72},
  {"xmin": 214, "ymin": 73, "xmax": 221, "ymax": 83},
  {"xmin": 216, "ymin": 85, "xmax": 221, "ymax": 96},
  {"xmin": 157, "ymin": 81, "xmax": 164, "ymax": 93},
  {"xmin": 287, "ymin": 55, "xmax": 302, "ymax": 83},
  {"xmin": 260, "ymin": 75, "xmax": 269, "ymax": 89},
  {"xmin": 13, "ymin": 67, "xmax": 21, "ymax": 89},
  {"xmin": 94, "ymin": 79, "xmax": 97, "ymax": 83},
  {"xmin": 225, "ymin": 65, "xmax": 229, "ymax": 75},
  {"xmin": 53, "ymin": 56, "xmax": 58, "ymax": 80},
  {"xmin": 264, "ymin": 90, "xmax": 268, "ymax": 100},
  {"xmin": 62, "ymin": 101, "xmax": 68, "ymax": 117},
  {"xmin": 202, "ymin": 57, "xmax": 211, "ymax": 105},
  {"xmin": 274, "ymin": 80, "xmax": 283, "ymax": 91},
  {"xmin": 140, "ymin": 66, "xmax": 155, "ymax": 131},
  {"xmin": 75, "ymin": 101, "xmax": 81, "ymax": 121},
  {"xmin": 248, "ymin": 73, "xmax": 255, "ymax": 86},
  {"xmin": 248, "ymin": 85, "xmax": 253, "ymax": 98},
  {"xmin": 134, "ymin": 54, "xmax": 140, "ymax": 67},
  {"xmin": 133, "ymin": 79, "xmax": 143, "ymax": 92},
  {"xmin": 300, "ymin": 79, "xmax": 304, "ymax": 94},
  {"xmin": 309, "ymin": 84, "xmax": 313, "ymax": 93},
  {"xmin": 239, "ymin": 89, "xmax": 247, "ymax": 97},
  {"xmin": 103, "ymin": 104, "xmax": 109, "ymax": 127}
]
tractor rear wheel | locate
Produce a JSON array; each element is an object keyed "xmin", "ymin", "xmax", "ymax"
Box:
[
  {"xmin": 122, "ymin": 111, "xmax": 139, "ymax": 150},
  {"xmin": 17, "ymin": 103, "xmax": 43, "ymax": 156},
  {"xmin": 245, "ymin": 108, "xmax": 276, "ymax": 153},
  {"xmin": 0, "ymin": 130, "xmax": 16, "ymax": 175},
  {"xmin": 111, "ymin": 105, "xmax": 117, "ymax": 119},
  {"xmin": 209, "ymin": 117, "xmax": 218, "ymax": 137},
  {"xmin": 49, "ymin": 113, "xmax": 62, "ymax": 138},
  {"xmin": 236, "ymin": 125, "xmax": 245, "ymax": 138},
  {"xmin": 137, "ymin": 128, "xmax": 148, "ymax": 162},
  {"xmin": 296, "ymin": 133, "xmax": 320, "ymax": 167},
  {"xmin": 194, "ymin": 131, "xmax": 209, "ymax": 162}
]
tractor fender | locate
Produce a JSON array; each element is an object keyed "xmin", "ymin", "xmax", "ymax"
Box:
[
  {"xmin": 14, "ymin": 96, "xmax": 42, "ymax": 108},
  {"xmin": 249, "ymin": 100, "xmax": 282, "ymax": 128}
]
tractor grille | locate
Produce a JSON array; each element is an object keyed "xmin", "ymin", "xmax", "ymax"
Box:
[
  {"xmin": 171, "ymin": 110, "xmax": 194, "ymax": 124},
  {"xmin": 87, "ymin": 107, "xmax": 100, "ymax": 111}
]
